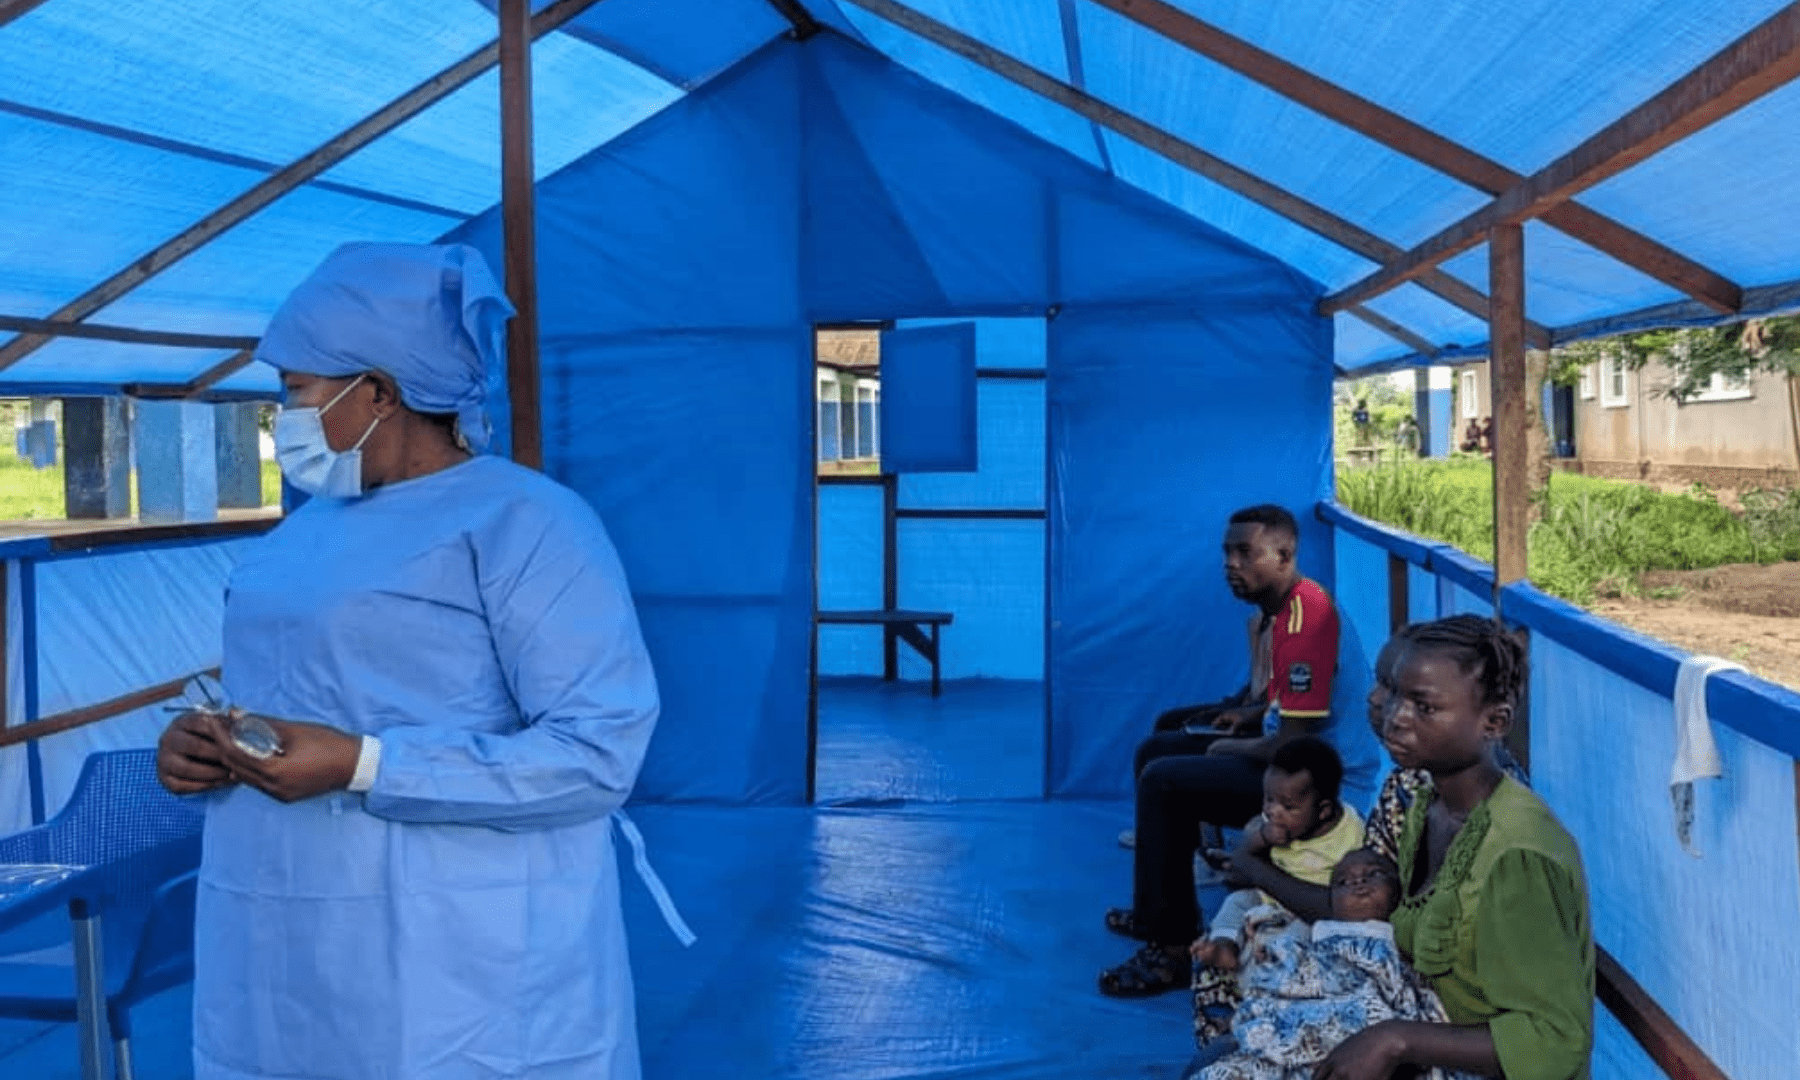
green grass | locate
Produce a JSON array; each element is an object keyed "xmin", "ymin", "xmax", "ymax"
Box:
[
  {"xmin": 1337, "ymin": 458, "xmax": 1800, "ymax": 605},
  {"xmin": 0, "ymin": 453, "xmax": 70, "ymax": 520},
  {"xmin": 0, "ymin": 455, "xmax": 282, "ymax": 522}
]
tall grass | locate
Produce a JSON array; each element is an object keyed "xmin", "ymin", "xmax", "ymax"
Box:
[
  {"xmin": 1335, "ymin": 458, "xmax": 1493, "ymax": 562},
  {"xmin": 1337, "ymin": 459, "xmax": 1800, "ymax": 605}
]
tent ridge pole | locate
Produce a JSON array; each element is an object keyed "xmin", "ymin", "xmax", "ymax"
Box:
[
  {"xmin": 763, "ymin": 0, "xmax": 822, "ymax": 38},
  {"xmin": 839, "ymin": 0, "xmax": 1549, "ymax": 348}
]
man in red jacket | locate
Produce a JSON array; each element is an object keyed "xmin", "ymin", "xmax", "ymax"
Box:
[{"xmin": 1099, "ymin": 504, "xmax": 1342, "ymax": 997}]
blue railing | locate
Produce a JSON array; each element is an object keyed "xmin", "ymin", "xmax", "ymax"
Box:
[{"xmin": 1318, "ymin": 500, "xmax": 1800, "ymax": 759}]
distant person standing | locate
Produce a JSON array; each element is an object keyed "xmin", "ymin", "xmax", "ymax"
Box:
[
  {"xmin": 1395, "ymin": 415, "xmax": 1420, "ymax": 457},
  {"xmin": 1351, "ymin": 400, "xmax": 1372, "ymax": 447}
]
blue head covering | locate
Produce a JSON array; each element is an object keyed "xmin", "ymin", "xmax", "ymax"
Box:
[{"xmin": 256, "ymin": 242, "xmax": 514, "ymax": 452}]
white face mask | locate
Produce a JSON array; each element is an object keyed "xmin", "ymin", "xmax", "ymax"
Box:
[{"xmin": 274, "ymin": 374, "xmax": 382, "ymax": 499}]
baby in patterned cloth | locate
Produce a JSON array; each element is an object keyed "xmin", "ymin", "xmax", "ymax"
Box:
[{"xmin": 1192, "ymin": 849, "xmax": 1486, "ymax": 1080}]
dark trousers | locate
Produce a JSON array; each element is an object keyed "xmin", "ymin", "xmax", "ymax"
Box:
[
  {"xmin": 1131, "ymin": 739, "xmax": 1265, "ymax": 946},
  {"xmin": 1135, "ymin": 702, "xmax": 1237, "ymax": 777},
  {"xmin": 1134, "ymin": 727, "xmax": 1222, "ymax": 778}
]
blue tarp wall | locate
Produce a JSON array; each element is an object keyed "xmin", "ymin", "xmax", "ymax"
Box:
[{"xmin": 451, "ymin": 34, "xmax": 1332, "ymax": 804}]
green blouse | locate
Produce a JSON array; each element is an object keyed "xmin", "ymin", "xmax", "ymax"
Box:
[{"xmin": 1392, "ymin": 776, "xmax": 1595, "ymax": 1080}]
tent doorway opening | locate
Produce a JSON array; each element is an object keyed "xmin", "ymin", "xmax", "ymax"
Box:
[{"xmin": 810, "ymin": 318, "xmax": 1048, "ymax": 803}]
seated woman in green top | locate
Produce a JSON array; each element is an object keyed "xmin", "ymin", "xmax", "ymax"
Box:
[{"xmin": 1316, "ymin": 616, "xmax": 1594, "ymax": 1080}]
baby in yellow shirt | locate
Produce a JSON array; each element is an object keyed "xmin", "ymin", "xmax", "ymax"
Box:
[{"xmin": 1192, "ymin": 736, "xmax": 1365, "ymax": 971}]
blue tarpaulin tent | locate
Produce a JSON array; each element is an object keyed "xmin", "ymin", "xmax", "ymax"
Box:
[{"xmin": 4, "ymin": 2, "xmax": 1800, "ymax": 1078}]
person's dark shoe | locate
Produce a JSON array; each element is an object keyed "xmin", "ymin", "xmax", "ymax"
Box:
[{"xmin": 1098, "ymin": 943, "xmax": 1188, "ymax": 997}]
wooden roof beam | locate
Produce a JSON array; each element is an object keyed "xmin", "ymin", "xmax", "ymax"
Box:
[
  {"xmin": 0, "ymin": 0, "xmax": 52, "ymax": 30},
  {"xmin": 0, "ymin": 0, "xmax": 611, "ymax": 373},
  {"xmin": 839, "ymin": 0, "xmax": 1550, "ymax": 348},
  {"xmin": 763, "ymin": 0, "xmax": 822, "ymax": 39},
  {"xmin": 1347, "ymin": 306, "xmax": 1439, "ymax": 359},
  {"xmin": 1092, "ymin": 0, "xmax": 1743, "ymax": 318},
  {"xmin": 1322, "ymin": 4, "xmax": 1800, "ymax": 316},
  {"xmin": 0, "ymin": 313, "xmax": 257, "ymax": 351},
  {"xmin": 181, "ymin": 348, "xmax": 257, "ymax": 396}
]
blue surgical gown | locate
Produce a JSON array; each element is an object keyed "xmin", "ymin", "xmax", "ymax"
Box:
[{"xmin": 193, "ymin": 455, "xmax": 660, "ymax": 1080}]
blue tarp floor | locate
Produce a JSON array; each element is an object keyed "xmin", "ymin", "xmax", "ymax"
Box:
[
  {"xmin": 0, "ymin": 679, "xmax": 1213, "ymax": 1079},
  {"xmin": 816, "ymin": 676, "xmax": 1046, "ymax": 803}
]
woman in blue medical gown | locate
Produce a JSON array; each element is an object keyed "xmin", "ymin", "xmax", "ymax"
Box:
[{"xmin": 156, "ymin": 242, "xmax": 661, "ymax": 1080}]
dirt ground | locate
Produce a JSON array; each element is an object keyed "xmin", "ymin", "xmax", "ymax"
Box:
[{"xmin": 1588, "ymin": 561, "xmax": 1800, "ymax": 690}]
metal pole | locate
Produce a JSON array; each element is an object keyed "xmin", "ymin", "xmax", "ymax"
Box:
[
  {"xmin": 70, "ymin": 898, "xmax": 110, "ymax": 1080},
  {"xmin": 21, "ymin": 557, "xmax": 43, "ymax": 824}
]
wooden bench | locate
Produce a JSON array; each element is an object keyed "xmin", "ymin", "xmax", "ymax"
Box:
[{"xmin": 816, "ymin": 609, "xmax": 954, "ymax": 696}]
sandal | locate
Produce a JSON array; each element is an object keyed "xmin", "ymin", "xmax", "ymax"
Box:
[
  {"xmin": 1098, "ymin": 943, "xmax": 1188, "ymax": 998},
  {"xmin": 1104, "ymin": 906, "xmax": 1149, "ymax": 940}
]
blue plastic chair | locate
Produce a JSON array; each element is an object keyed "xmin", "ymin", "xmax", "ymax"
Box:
[
  {"xmin": 0, "ymin": 748, "xmax": 204, "ymax": 1080},
  {"xmin": 0, "ymin": 871, "xmax": 198, "ymax": 1080}
]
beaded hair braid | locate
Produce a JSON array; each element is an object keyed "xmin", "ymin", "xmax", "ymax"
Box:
[{"xmin": 1406, "ymin": 614, "xmax": 1526, "ymax": 708}]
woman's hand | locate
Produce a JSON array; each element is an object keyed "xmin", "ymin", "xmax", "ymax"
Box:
[
  {"xmin": 204, "ymin": 713, "xmax": 362, "ymax": 804},
  {"xmin": 1203, "ymin": 846, "xmax": 1252, "ymax": 890},
  {"xmin": 1205, "ymin": 817, "xmax": 1270, "ymax": 890},
  {"xmin": 1312, "ymin": 1021, "xmax": 1406, "ymax": 1080},
  {"xmin": 157, "ymin": 711, "xmax": 237, "ymax": 795}
]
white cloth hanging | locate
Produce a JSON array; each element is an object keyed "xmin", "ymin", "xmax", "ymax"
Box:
[{"xmin": 1670, "ymin": 655, "xmax": 1743, "ymax": 857}]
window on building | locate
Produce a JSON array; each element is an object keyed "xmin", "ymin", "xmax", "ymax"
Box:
[
  {"xmin": 1690, "ymin": 370, "xmax": 1755, "ymax": 403},
  {"xmin": 816, "ymin": 372, "xmax": 841, "ymax": 463},
  {"xmin": 1601, "ymin": 354, "xmax": 1629, "ymax": 407},
  {"xmin": 1578, "ymin": 366, "xmax": 1595, "ymax": 400},
  {"xmin": 814, "ymin": 328, "xmax": 883, "ymax": 476},
  {"xmin": 1460, "ymin": 370, "xmax": 1478, "ymax": 419},
  {"xmin": 854, "ymin": 379, "xmax": 880, "ymax": 460}
]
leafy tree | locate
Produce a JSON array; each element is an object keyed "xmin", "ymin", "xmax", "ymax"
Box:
[
  {"xmin": 1336, "ymin": 374, "xmax": 1410, "ymax": 408},
  {"xmin": 1552, "ymin": 315, "xmax": 1800, "ymax": 401}
]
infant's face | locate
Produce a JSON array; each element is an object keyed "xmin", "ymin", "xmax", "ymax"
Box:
[
  {"xmin": 1330, "ymin": 853, "xmax": 1399, "ymax": 922},
  {"xmin": 1261, "ymin": 768, "xmax": 1327, "ymax": 841}
]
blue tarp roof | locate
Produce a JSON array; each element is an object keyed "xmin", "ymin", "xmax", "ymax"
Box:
[{"xmin": 2, "ymin": 0, "xmax": 1798, "ymax": 390}]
